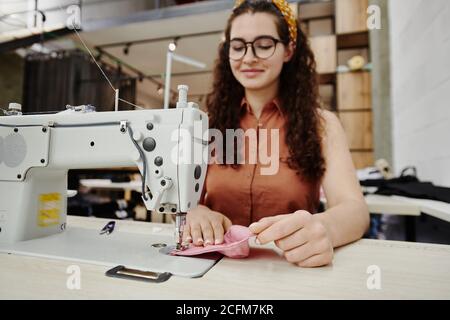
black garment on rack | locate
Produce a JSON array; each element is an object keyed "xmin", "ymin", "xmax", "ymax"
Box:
[{"xmin": 360, "ymin": 167, "xmax": 450, "ymax": 204}]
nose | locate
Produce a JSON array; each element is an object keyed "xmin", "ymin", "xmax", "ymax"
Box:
[{"xmin": 242, "ymin": 44, "xmax": 257, "ymax": 63}]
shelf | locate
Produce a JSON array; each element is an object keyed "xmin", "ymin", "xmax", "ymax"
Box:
[
  {"xmin": 338, "ymin": 111, "xmax": 373, "ymax": 150},
  {"xmin": 350, "ymin": 151, "xmax": 374, "ymax": 169},
  {"xmin": 309, "ymin": 35, "xmax": 337, "ymax": 74},
  {"xmin": 299, "ymin": 1, "xmax": 335, "ymax": 20},
  {"xmin": 350, "ymin": 149, "xmax": 374, "ymax": 152},
  {"xmin": 337, "ymin": 31, "xmax": 369, "ymax": 50},
  {"xmin": 299, "ymin": 0, "xmax": 374, "ymax": 169},
  {"xmin": 318, "ymin": 73, "xmax": 336, "ymax": 85},
  {"xmin": 337, "ymin": 68, "xmax": 372, "ymax": 75},
  {"xmin": 337, "ymin": 71, "xmax": 371, "ymax": 111},
  {"xmin": 338, "ymin": 108, "xmax": 372, "ymax": 113},
  {"xmin": 335, "ymin": 0, "xmax": 369, "ymax": 34}
]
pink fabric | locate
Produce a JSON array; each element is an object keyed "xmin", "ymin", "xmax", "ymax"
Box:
[{"xmin": 171, "ymin": 225, "xmax": 254, "ymax": 258}]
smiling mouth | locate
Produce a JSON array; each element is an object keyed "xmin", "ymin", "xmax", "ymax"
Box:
[{"xmin": 241, "ymin": 70, "xmax": 264, "ymax": 77}]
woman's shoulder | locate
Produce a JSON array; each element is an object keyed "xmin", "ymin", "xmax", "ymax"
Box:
[{"xmin": 317, "ymin": 108, "xmax": 342, "ymax": 136}]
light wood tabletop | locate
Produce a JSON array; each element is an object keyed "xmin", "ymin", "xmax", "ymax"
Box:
[
  {"xmin": 1, "ymin": 216, "xmax": 449, "ymax": 300},
  {"xmin": 322, "ymin": 194, "xmax": 422, "ymax": 216},
  {"xmin": 389, "ymin": 196, "xmax": 450, "ymax": 223},
  {"xmin": 322, "ymin": 194, "xmax": 450, "ymax": 221}
]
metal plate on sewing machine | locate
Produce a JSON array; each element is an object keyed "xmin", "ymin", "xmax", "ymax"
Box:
[
  {"xmin": 0, "ymin": 125, "xmax": 50, "ymax": 181},
  {"xmin": 0, "ymin": 226, "xmax": 221, "ymax": 279}
]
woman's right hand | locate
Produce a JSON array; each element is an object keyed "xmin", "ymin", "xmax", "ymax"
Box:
[{"xmin": 182, "ymin": 205, "xmax": 232, "ymax": 247}]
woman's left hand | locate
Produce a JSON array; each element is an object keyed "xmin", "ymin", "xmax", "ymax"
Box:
[{"xmin": 249, "ymin": 210, "xmax": 334, "ymax": 267}]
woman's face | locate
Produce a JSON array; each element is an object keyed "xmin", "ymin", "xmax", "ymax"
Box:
[{"xmin": 229, "ymin": 12, "xmax": 294, "ymax": 92}]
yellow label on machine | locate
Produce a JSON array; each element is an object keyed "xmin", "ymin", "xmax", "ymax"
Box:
[{"xmin": 38, "ymin": 193, "xmax": 61, "ymax": 227}]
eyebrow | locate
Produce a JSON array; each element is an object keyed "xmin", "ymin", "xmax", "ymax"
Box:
[{"xmin": 230, "ymin": 35, "xmax": 277, "ymax": 42}]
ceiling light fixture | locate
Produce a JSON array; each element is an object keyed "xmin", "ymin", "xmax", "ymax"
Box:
[{"xmin": 168, "ymin": 37, "xmax": 179, "ymax": 52}]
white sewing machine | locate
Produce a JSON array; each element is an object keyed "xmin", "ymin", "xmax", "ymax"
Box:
[{"xmin": 0, "ymin": 85, "xmax": 208, "ymax": 251}]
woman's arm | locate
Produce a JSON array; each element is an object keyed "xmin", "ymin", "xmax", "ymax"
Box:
[
  {"xmin": 316, "ymin": 110, "xmax": 370, "ymax": 248},
  {"xmin": 249, "ymin": 110, "xmax": 369, "ymax": 267}
]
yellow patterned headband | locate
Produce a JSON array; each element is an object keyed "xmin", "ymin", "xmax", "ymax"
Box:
[{"xmin": 234, "ymin": 0, "xmax": 297, "ymax": 44}]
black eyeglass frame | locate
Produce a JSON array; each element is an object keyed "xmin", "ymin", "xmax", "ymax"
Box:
[{"xmin": 227, "ymin": 35, "xmax": 287, "ymax": 61}]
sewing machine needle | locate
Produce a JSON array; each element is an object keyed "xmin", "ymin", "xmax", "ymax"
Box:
[{"xmin": 175, "ymin": 212, "xmax": 187, "ymax": 250}]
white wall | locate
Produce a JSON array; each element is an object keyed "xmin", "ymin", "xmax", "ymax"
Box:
[{"xmin": 389, "ymin": 0, "xmax": 450, "ymax": 187}]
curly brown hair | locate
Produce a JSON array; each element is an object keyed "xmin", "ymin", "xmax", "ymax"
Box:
[{"xmin": 206, "ymin": 0, "xmax": 326, "ymax": 183}]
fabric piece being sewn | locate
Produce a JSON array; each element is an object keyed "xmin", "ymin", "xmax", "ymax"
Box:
[{"xmin": 171, "ymin": 225, "xmax": 254, "ymax": 258}]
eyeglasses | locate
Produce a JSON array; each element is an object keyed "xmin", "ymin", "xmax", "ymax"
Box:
[{"xmin": 227, "ymin": 35, "xmax": 284, "ymax": 61}]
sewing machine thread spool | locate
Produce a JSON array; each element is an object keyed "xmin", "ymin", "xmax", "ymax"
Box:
[
  {"xmin": 177, "ymin": 85, "xmax": 188, "ymax": 108},
  {"xmin": 8, "ymin": 103, "xmax": 22, "ymax": 115}
]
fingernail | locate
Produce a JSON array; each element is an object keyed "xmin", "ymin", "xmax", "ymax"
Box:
[
  {"xmin": 204, "ymin": 240, "xmax": 212, "ymax": 246},
  {"xmin": 249, "ymin": 223, "xmax": 257, "ymax": 229},
  {"xmin": 255, "ymin": 238, "xmax": 261, "ymax": 245},
  {"xmin": 186, "ymin": 236, "xmax": 192, "ymax": 242},
  {"xmin": 196, "ymin": 238, "xmax": 203, "ymax": 245},
  {"xmin": 214, "ymin": 239, "xmax": 222, "ymax": 245}
]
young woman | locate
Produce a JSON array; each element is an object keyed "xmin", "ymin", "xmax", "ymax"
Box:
[{"xmin": 183, "ymin": 0, "xmax": 369, "ymax": 267}]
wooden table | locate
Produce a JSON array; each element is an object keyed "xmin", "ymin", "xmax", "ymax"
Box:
[{"xmin": 1, "ymin": 216, "xmax": 449, "ymax": 299}]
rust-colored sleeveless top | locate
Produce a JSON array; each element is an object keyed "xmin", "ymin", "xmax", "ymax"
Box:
[{"xmin": 200, "ymin": 98, "xmax": 321, "ymax": 226}]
